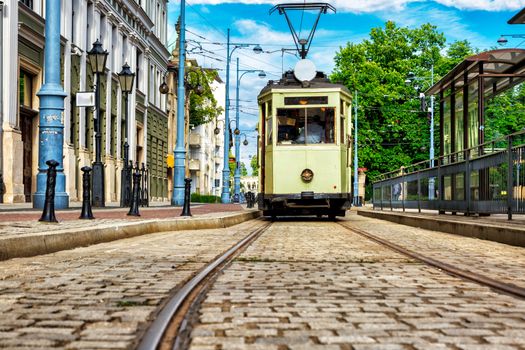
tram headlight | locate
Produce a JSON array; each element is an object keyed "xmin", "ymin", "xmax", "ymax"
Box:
[{"xmin": 301, "ymin": 168, "xmax": 314, "ymax": 182}]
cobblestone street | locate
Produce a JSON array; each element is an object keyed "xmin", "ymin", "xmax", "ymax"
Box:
[
  {"xmin": 190, "ymin": 215, "xmax": 525, "ymax": 350},
  {"xmin": 1, "ymin": 214, "xmax": 525, "ymax": 349},
  {"xmin": 0, "ymin": 220, "xmax": 266, "ymax": 349}
]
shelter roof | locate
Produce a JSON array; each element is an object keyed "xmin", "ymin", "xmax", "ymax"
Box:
[
  {"xmin": 508, "ymin": 8, "xmax": 525, "ymax": 24},
  {"xmin": 426, "ymin": 49, "xmax": 525, "ymax": 97}
]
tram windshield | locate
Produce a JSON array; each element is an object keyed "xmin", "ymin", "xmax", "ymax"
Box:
[{"xmin": 276, "ymin": 107, "xmax": 335, "ymax": 145}]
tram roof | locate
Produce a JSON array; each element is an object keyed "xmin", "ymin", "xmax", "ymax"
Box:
[
  {"xmin": 426, "ymin": 48, "xmax": 525, "ymax": 97},
  {"xmin": 259, "ymin": 70, "xmax": 351, "ymax": 96}
]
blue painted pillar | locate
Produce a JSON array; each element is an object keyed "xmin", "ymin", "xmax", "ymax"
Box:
[
  {"xmin": 34, "ymin": 0, "xmax": 68, "ymax": 209},
  {"xmin": 221, "ymin": 29, "xmax": 231, "ymax": 203},
  {"xmin": 234, "ymin": 58, "xmax": 241, "ymax": 202},
  {"xmin": 172, "ymin": 0, "xmax": 186, "ymax": 206}
]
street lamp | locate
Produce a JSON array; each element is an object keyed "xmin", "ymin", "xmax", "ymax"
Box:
[
  {"xmin": 405, "ymin": 66, "xmax": 435, "ymax": 200},
  {"xmin": 233, "ymin": 57, "xmax": 265, "ymax": 202},
  {"xmin": 117, "ymin": 63, "xmax": 135, "ymax": 207},
  {"xmin": 87, "ymin": 39, "xmax": 109, "ymax": 207},
  {"xmin": 497, "ymin": 34, "xmax": 525, "ymax": 45},
  {"xmin": 221, "ymin": 28, "xmax": 262, "ymax": 203}
]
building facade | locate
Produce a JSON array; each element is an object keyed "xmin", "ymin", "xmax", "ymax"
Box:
[
  {"xmin": 165, "ymin": 53, "xmax": 226, "ymax": 198},
  {"xmin": 1, "ymin": 0, "xmax": 169, "ymax": 204}
]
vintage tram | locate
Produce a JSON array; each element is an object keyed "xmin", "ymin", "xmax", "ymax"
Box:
[{"xmin": 257, "ymin": 66, "xmax": 353, "ymax": 219}]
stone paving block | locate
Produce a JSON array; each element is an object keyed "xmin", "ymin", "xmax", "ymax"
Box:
[
  {"xmin": 456, "ymin": 345, "xmax": 520, "ymax": 350},
  {"xmin": 484, "ymin": 336, "xmax": 525, "ymax": 344},
  {"xmin": 318, "ymin": 335, "xmax": 376, "ymax": 344},
  {"xmin": 65, "ymin": 340, "xmax": 131, "ymax": 349}
]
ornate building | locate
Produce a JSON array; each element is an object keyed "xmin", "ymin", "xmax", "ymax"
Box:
[{"xmin": 1, "ymin": 0, "xmax": 169, "ymax": 204}]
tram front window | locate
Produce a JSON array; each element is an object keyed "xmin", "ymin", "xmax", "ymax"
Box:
[{"xmin": 277, "ymin": 107, "xmax": 335, "ymax": 144}]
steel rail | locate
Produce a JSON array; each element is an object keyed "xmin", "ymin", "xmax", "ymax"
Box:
[
  {"xmin": 137, "ymin": 220, "xmax": 271, "ymax": 350},
  {"xmin": 340, "ymin": 223, "xmax": 525, "ymax": 299}
]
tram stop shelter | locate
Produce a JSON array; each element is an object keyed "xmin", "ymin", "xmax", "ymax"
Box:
[{"xmin": 373, "ymin": 49, "xmax": 525, "ymax": 218}]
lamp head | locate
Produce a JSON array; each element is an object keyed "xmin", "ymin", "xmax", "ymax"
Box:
[
  {"xmin": 243, "ymin": 139, "xmax": 249, "ymax": 146},
  {"xmin": 258, "ymin": 71, "xmax": 266, "ymax": 78},
  {"xmin": 253, "ymin": 45, "xmax": 263, "ymax": 54},
  {"xmin": 214, "ymin": 127, "xmax": 221, "ymax": 135},
  {"xmin": 87, "ymin": 39, "xmax": 109, "ymax": 74},
  {"xmin": 234, "ymin": 128, "xmax": 240, "ymax": 135},
  {"xmin": 497, "ymin": 35, "xmax": 508, "ymax": 46},
  {"xmin": 159, "ymin": 79, "xmax": 169, "ymax": 95},
  {"xmin": 117, "ymin": 63, "xmax": 135, "ymax": 93}
]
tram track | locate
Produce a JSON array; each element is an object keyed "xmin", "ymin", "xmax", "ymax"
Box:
[
  {"xmin": 137, "ymin": 219, "xmax": 272, "ymax": 350},
  {"xmin": 339, "ymin": 221, "xmax": 525, "ymax": 300}
]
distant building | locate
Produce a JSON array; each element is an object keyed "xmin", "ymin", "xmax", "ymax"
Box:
[
  {"xmin": 165, "ymin": 54, "xmax": 225, "ymax": 198},
  {"xmin": 241, "ymin": 176, "xmax": 258, "ymax": 194},
  {"xmin": 0, "ymin": 0, "xmax": 169, "ymax": 204}
]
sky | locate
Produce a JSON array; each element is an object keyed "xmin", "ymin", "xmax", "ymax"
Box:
[{"xmin": 166, "ymin": 0, "xmax": 525, "ymax": 175}]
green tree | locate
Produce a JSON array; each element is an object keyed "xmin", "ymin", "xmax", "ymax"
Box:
[
  {"xmin": 188, "ymin": 70, "xmax": 223, "ymax": 127},
  {"xmin": 250, "ymin": 155, "xmax": 259, "ymax": 176},
  {"xmin": 331, "ymin": 21, "xmax": 447, "ymax": 186}
]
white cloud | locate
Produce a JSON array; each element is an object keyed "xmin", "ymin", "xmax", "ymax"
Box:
[{"xmin": 175, "ymin": 0, "xmax": 525, "ymax": 12}]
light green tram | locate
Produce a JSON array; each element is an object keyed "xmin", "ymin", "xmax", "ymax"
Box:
[{"xmin": 257, "ymin": 71, "xmax": 353, "ymax": 219}]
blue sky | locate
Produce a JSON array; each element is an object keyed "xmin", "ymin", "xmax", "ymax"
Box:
[{"xmin": 166, "ymin": 0, "xmax": 525, "ymax": 173}]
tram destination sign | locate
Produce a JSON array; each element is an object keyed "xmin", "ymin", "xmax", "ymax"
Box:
[{"xmin": 284, "ymin": 96, "xmax": 328, "ymax": 105}]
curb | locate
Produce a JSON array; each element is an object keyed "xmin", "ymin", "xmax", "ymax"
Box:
[
  {"xmin": 0, "ymin": 211, "xmax": 261, "ymax": 261},
  {"xmin": 357, "ymin": 210, "xmax": 525, "ymax": 248}
]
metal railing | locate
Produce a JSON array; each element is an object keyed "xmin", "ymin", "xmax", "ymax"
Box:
[{"xmin": 372, "ymin": 130, "xmax": 525, "ymax": 220}]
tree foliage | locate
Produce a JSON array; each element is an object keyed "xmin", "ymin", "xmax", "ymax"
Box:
[
  {"xmin": 330, "ymin": 21, "xmax": 477, "ymax": 192},
  {"xmin": 188, "ymin": 70, "xmax": 223, "ymax": 127},
  {"xmin": 250, "ymin": 155, "xmax": 259, "ymax": 176}
]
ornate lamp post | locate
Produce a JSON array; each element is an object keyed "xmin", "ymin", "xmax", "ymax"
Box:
[
  {"xmin": 233, "ymin": 57, "xmax": 265, "ymax": 202},
  {"xmin": 221, "ymin": 28, "xmax": 262, "ymax": 203},
  {"xmin": 34, "ymin": 0, "xmax": 68, "ymax": 209},
  {"xmin": 117, "ymin": 63, "xmax": 135, "ymax": 207},
  {"xmin": 87, "ymin": 39, "xmax": 109, "ymax": 207}
]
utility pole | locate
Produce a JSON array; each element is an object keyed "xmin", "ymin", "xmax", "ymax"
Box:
[
  {"xmin": 34, "ymin": 0, "xmax": 68, "ymax": 209},
  {"xmin": 172, "ymin": 0, "xmax": 187, "ymax": 206},
  {"xmin": 353, "ymin": 91, "xmax": 359, "ymax": 206}
]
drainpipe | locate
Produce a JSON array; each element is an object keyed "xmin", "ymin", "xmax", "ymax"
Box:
[{"xmin": 0, "ymin": 0, "xmax": 5, "ymax": 203}]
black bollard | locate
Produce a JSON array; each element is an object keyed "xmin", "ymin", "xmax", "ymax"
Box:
[
  {"xmin": 140, "ymin": 163, "xmax": 146, "ymax": 207},
  {"xmin": 80, "ymin": 166, "xmax": 94, "ymax": 219},
  {"xmin": 39, "ymin": 159, "xmax": 59, "ymax": 223},
  {"xmin": 246, "ymin": 191, "xmax": 253, "ymax": 208},
  {"xmin": 127, "ymin": 164, "xmax": 141, "ymax": 216},
  {"xmin": 181, "ymin": 178, "xmax": 192, "ymax": 217}
]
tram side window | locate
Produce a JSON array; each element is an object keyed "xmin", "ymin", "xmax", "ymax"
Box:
[{"xmin": 277, "ymin": 107, "xmax": 335, "ymax": 144}]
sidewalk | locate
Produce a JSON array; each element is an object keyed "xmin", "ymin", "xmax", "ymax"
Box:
[
  {"xmin": 0, "ymin": 203, "xmax": 261, "ymax": 261},
  {"xmin": 357, "ymin": 206, "xmax": 525, "ymax": 247}
]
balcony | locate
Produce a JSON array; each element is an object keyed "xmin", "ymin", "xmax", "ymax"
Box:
[
  {"xmin": 188, "ymin": 159, "xmax": 200, "ymax": 171},
  {"xmin": 189, "ymin": 132, "xmax": 201, "ymax": 148}
]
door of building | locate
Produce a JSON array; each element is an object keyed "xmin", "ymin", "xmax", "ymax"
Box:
[{"xmin": 20, "ymin": 107, "xmax": 36, "ymax": 202}]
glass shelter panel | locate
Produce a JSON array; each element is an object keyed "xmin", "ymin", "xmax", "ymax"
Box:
[
  {"xmin": 443, "ymin": 95, "xmax": 452, "ymax": 156},
  {"xmin": 468, "ymin": 81, "xmax": 479, "ymax": 152},
  {"xmin": 455, "ymin": 91, "xmax": 464, "ymax": 153}
]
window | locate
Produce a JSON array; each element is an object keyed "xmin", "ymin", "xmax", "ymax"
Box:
[
  {"xmin": 19, "ymin": 70, "xmax": 33, "ymax": 108},
  {"xmin": 136, "ymin": 49, "xmax": 142, "ymax": 91},
  {"xmin": 19, "ymin": 0, "xmax": 33, "ymax": 9},
  {"xmin": 276, "ymin": 107, "xmax": 335, "ymax": 145}
]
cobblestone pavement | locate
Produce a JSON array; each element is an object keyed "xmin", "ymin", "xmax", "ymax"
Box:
[
  {"xmin": 190, "ymin": 218, "xmax": 525, "ymax": 350},
  {"xmin": 0, "ymin": 204, "xmax": 243, "ymax": 238},
  {"xmin": 346, "ymin": 213, "xmax": 525, "ymax": 288},
  {"xmin": 0, "ymin": 219, "xmax": 266, "ymax": 349}
]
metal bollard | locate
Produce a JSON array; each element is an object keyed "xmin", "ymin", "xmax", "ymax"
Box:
[
  {"xmin": 181, "ymin": 178, "xmax": 192, "ymax": 217},
  {"xmin": 246, "ymin": 191, "xmax": 253, "ymax": 208},
  {"xmin": 80, "ymin": 166, "xmax": 94, "ymax": 219},
  {"xmin": 127, "ymin": 164, "xmax": 141, "ymax": 216},
  {"xmin": 39, "ymin": 159, "xmax": 59, "ymax": 223},
  {"xmin": 140, "ymin": 163, "xmax": 146, "ymax": 207}
]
